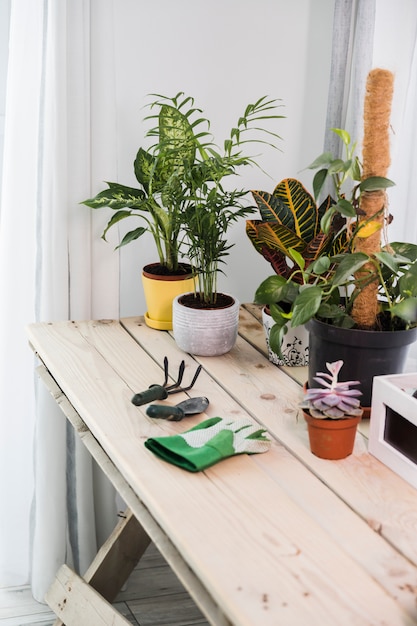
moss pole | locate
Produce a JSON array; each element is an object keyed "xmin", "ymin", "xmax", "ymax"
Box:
[{"xmin": 352, "ymin": 68, "xmax": 394, "ymax": 328}]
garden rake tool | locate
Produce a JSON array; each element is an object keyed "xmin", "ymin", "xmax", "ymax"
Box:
[{"xmin": 131, "ymin": 356, "xmax": 203, "ymax": 407}]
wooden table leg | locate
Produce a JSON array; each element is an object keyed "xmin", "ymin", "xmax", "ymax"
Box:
[
  {"xmin": 50, "ymin": 507, "xmax": 150, "ymax": 626},
  {"xmin": 47, "ymin": 564, "xmax": 132, "ymax": 626},
  {"xmin": 36, "ymin": 363, "xmax": 227, "ymax": 626}
]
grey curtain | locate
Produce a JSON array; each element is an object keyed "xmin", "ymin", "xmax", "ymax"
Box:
[{"xmin": 324, "ymin": 0, "xmax": 376, "ymax": 157}]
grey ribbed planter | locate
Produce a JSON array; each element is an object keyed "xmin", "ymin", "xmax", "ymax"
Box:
[{"xmin": 173, "ymin": 293, "xmax": 239, "ymax": 356}]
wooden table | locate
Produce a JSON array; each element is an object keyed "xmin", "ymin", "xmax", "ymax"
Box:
[{"xmin": 26, "ymin": 304, "xmax": 417, "ymax": 626}]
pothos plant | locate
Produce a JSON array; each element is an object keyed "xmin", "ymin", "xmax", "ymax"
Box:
[{"xmin": 254, "ymin": 128, "xmax": 417, "ymax": 356}]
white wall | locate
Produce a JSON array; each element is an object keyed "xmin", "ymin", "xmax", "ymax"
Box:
[
  {"xmin": 89, "ymin": 0, "xmax": 335, "ymax": 317},
  {"xmin": 372, "ymin": 0, "xmax": 417, "ymax": 244},
  {"xmin": 0, "ymin": 0, "xmax": 10, "ymax": 202}
]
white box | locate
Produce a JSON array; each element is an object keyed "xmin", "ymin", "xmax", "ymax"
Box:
[{"xmin": 369, "ymin": 373, "xmax": 417, "ymax": 490}]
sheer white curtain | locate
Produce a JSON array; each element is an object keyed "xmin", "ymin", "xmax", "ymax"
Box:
[
  {"xmin": 0, "ymin": 0, "xmax": 120, "ymax": 599},
  {"xmin": 324, "ymin": 0, "xmax": 376, "ymax": 156},
  {"xmin": 325, "ymin": 0, "xmax": 417, "ymax": 253}
]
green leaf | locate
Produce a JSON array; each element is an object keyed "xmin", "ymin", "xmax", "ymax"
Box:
[
  {"xmin": 391, "ymin": 298, "xmax": 417, "ymax": 323},
  {"xmin": 291, "ymin": 285, "xmax": 323, "ymax": 327},
  {"xmin": 254, "ymin": 275, "xmax": 289, "ymax": 304},
  {"xmin": 334, "ymin": 198, "xmax": 356, "ymax": 217},
  {"xmin": 331, "ymin": 128, "xmax": 350, "ymax": 146},
  {"xmin": 317, "ymin": 303, "xmax": 344, "ymax": 319},
  {"xmin": 272, "ymin": 178, "xmax": 319, "ymax": 240},
  {"xmin": 101, "ymin": 210, "xmax": 133, "ymax": 240},
  {"xmin": 157, "ymin": 104, "xmax": 196, "ymax": 177},
  {"xmin": 116, "ymin": 227, "xmax": 147, "ymax": 248},
  {"xmin": 350, "ymin": 157, "xmax": 362, "ymax": 181},
  {"xmin": 331, "ymin": 252, "xmax": 369, "ymax": 286},
  {"xmin": 327, "ymin": 159, "xmax": 346, "ymax": 174},
  {"xmin": 269, "ymin": 322, "xmax": 287, "ymax": 356},
  {"xmin": 280, "ymin": 281, "xmax": 300, "ymax": 304},
  {"xmin": 309, "ymin": 255, "xmax": 331, "ymax": 275},
  {"xmin": 288, "ymin": 247, "xmax": 305, "ymax": 271},
  {"xmin": 374, "ymin": 251, "xmax": 400, "ymax": 274},
  {"xmin": 359, "ymin": 176, "xmax": 395, "ymax": 192},
  {"xmin": 320, "ymin": 206, "xmax": 335, "ymax": 234},
  {"xmin": 269, "ymin": 303, "xmax": 291, "ymax": 323},
  {"xmin": 307, "ymin": 152, "xmax": 333, "ymax": 170},
  {"xmin": 246, "ymin": 220, "xmax": 305, "ymax": 258},
  {"xmin": 399, "ymin": 263, "xmax": 417, "ymax": 297},
  {"xmin": 82, "ymin": 183, "xmax": 147, "ymax": 210},
  {"xmin": 248, "ymin": 178, "xmax": 320, "ymax": 258},
  {"xmin": 134, "ymin": 148, "xmax": 153, "ymax": 187},
  {"xmin": 389, "ymin": 242, "xmax": 417, "ymax": 263},
  {"xmin": 312, "ymin": 168, "xmax": 328, "ymax": 200}
]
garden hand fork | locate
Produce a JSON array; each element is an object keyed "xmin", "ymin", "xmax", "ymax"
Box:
[{"xmin": 131, "ymin": 357, "xmax": 202, "ymax": 406}]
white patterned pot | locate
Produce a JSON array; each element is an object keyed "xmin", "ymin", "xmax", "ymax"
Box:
[
  {"xmin": 262, "ymin": 307, "xmax": 309, "ymax": 366},
  {"xmin": 173, "ymin": 293, "xmax": 239, "ymax": 356}
]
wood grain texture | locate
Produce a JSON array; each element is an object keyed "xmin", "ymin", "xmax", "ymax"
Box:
[
  {"xmin": 27, "ymin": 314, "xmax": 417, "ymax": 625},
  {"xmin": 0, "ymin": 542, "xmax": 209, "ymax": 626},
  {"xmin": 36, "ymin": 362, "xmax": 230, "ymax": 626},
  {"xmin": 45, "ymin": 565, "xmax": 131, "ymax": 625}
]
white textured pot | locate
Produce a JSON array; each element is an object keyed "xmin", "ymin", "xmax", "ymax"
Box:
[
  {"xmin": 262, "ymin": 307, "xmax": 309, "ymax": 366},
  {"xmin": 173, "ymin": 293, "xmax": 239, "ymax": 356}
]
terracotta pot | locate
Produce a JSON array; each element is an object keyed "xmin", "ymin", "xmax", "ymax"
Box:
[
  {"xmin": 262, "ymin": 307, "xmax": 309, "ymax": 366},
  {"xmin": 142, "ymin": 263, "xmax": 195, "ymax": 330},
  {"xmin": 303, "ymin": 410, "xmax": 361, "ymax": 460},
  {"xmin": 172, "ymin": 292, "xmax": 239, "ymax": 356}
]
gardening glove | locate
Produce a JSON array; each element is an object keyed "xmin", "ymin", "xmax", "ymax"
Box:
[{"xmin": 144, "ymin": 416, "xmax": 271, "ymax": 472}]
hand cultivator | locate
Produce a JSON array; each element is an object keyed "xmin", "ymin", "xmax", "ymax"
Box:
[{"xmin": 131, "ymin": 356, "xmax": 203, "ymax": 407}]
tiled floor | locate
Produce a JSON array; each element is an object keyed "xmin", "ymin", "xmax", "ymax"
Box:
[{"xmin": 0, "ymin": 543, "xmax": 210, "ymax": 625}]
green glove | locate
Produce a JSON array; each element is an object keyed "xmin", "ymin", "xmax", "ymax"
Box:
[{"xmin": 144, "ymin": 417, "xmax": 271, "ymax": 472}]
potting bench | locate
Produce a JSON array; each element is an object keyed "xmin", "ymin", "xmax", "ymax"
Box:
[{"xmin": 26, "ymin": 305, "xmax": 417, "ymax": 626}]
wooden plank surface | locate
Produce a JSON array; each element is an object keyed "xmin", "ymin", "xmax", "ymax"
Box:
[
  {"xmin": 45, "ymin": 565, "xmax": 131, "ymax": 626},
  {"xmin": 27, "ymin": 318, "xmax": 417, "ymax": 625},
  {"xmin": 123, "ymin": 316, "xmax": 417, "ymax": 605},
  {"xmin": 238, "ymin": 304, "xmax": 370, "ymax": 437},
  {"xmin": 37, "ymin": 363, "xmax": 229, "ymax": 626}
]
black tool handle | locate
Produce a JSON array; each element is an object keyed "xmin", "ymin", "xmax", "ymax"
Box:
[
  {"xmin": 131, "ymin": 385, "xmax": 168, "ymax": 406},
  {"xmin": 146, "ymin": 405, "xmax": 185, "ymax": 421}
]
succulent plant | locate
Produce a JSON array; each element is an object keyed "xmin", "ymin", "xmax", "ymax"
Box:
[{"xmin": 300, "ymin": 360, "xmax": 363, "ymax": 419}]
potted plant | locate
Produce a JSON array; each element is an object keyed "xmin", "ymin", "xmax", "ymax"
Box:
[
  {"xmin": 245, "ymin": 177, "xmax": 346, "ymax": 366},
  {"xmin": 171, "ymin": 96, "xmax": 285, "ymax": 356},
  {"xmin": 254, "ymin": 69, "xmax": 417, "ymax": 407},
  {"xmin": 81, "ymin": 93, "xmax": 200, "ymax": 330},
  {"xmin": 300, "ymin": 360, "xmax": 363, "ymax": 459}
]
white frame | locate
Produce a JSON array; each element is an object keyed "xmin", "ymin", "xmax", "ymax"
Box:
[{"xmin": 369, "ymin": 373, "xmax": 417, "ymax": 490}]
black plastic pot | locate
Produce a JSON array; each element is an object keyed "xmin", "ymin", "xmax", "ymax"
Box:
[{"xmin": 306, "ymin": 318, "xmax": 417, "ymax": 407}]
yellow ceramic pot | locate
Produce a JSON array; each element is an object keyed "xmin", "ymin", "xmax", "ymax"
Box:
[{"xmin": 142, "ymin": 263, "xmax": 195, "ymax": 330}]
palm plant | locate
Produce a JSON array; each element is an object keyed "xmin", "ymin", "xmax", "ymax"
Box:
[{"xmin": 179, "ymin": 96, "xmax": 285, "ymax": 306}]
